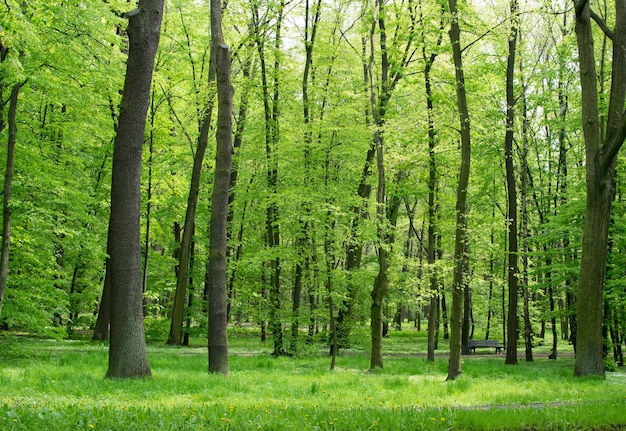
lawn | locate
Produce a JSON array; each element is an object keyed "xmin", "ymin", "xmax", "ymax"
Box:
[{"xmin": 0, "ymin": 328, "xmax": 625, "ymax": 430}]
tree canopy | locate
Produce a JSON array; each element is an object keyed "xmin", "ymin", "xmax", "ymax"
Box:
[{"xmin": 0, "ymin": 0, "xmax": 624, "ymax": 377}]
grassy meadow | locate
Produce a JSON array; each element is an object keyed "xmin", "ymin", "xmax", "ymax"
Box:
[{"xmin": 1, "ymin": 328, "xmax": 625, "ymax": 430}]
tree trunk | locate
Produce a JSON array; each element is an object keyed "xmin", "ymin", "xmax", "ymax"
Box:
[
  {"xmin": 419, "ymin": 0, "xmax": 444, "ymax": 363},
  {"xmin": 504, "ymin": 0, "xmax": 519, "ymax": 366},
  {"xmin": 573, "ymin": 0, "xmax": 626, "ymax": 377},
  {"xmin": 367, "ymin": 0, "xmax": 392, "ymax": 371},
  {"xmin": 92, "ymin": 257, "xmax": 111, "ymax": 341},
  {"xmin": 252, "ymin": 0, "xmax": 287, "ymax": 356},
  {"xmin": 520, "ymin": 57, "xmax": 533, "ymax": 363},
  {"xmin": 167, "ymin": 90, "xmax": 214, "ymax": 345},
  {"xmin": 427, "ymin": 295, "xmax": 439, "ymax": 362},
  {"xmin": 207, "ymin": 25, "xmax": 233, "ymax": 375},
  {"xmin": 106, "ymin": 0, "xmax": 164, "ymax": 379},
  {"xmin": 0, "ymin": 83, "xmax": 21, "ymax": 318},
  {"xmin": 446, "ymin": 0, "xmax": 471, "ymax": 381}
]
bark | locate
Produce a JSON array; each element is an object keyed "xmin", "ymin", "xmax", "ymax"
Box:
[
  {"xmin": 504, "ymin": 0, "xmax": 519, "ymax": 365},
  {"xmin": 573, "ymin": 0, "xmax": 626, "ymax": 377},
  {"xmin": 207, "ymin": 36, "xmax": 233, "ymax": 374},
  {"xmin": 368, "ymin": 0, "xmax": 390, "ymax": 371},
  {"xmin": 520, "ymin": 70, "xmax": 533, "ymax": 362},
  {"xmin": 0, "ymin": 83, "xmax": 21, "ymax": 318},
  {"xmin": 446, "ymin": 0, "xmax": 471, "ymax": 381},
  {"xmin": 106, "ymin": 0, "xmax": 164, "ymax": 379},
  {"xmin": 462, "ymin": 283, "xmax": 471, "ymax": 354}
]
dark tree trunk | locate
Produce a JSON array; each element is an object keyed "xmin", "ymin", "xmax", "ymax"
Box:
[
  {"xmin": 106, "ymin": 0, "xmax": 164, "ymax": 379},
  {"xmin": 0, "ymin": 83, "xmax": 21, "ymax": 318},
  {"xmin": 504, "ymin": 0, "xmax": 519, "ymax": 366},
  {"xmin": 573, "ymin": 0, "xmax": 626, "ymax": 377},
  {"xmin": 419, "ymin": 0, "xmax": 444, "ymax": 363},
  {"xmin": 462, "ymin": 284, "xmax": 471, "ymax": 354},
  {"xmin": 446, "ymin": 0, "xmax": 471, "ymax": 381},
  {"xmin": 206, "ymin": 14, "xmax": 233, "ymax": 374},
  {"xmin": 520, "ymin": 61, "xmax": 533, "ymax": 363}
]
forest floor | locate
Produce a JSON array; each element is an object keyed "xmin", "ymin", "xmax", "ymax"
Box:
[{"xmin": 0, "ymin": 326, "xmax": 624, "ymax": 430}]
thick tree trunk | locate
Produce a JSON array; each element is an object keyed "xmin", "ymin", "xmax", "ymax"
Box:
[
  {"xmin": 0, "ymin": 83, "xmax": 21, "ymax": 318},
  {"xmin": 573, "ymin": 0, "xmax": 626, "ymax": 377},
  {"xmin": 106, "ymin": 1, "xmax": 164, "ymax": 379},
  {"xmin": 446, "ymin": 0, "xmax": 471, "ymax": 381},
  {"xmin": 207, "ymin": 39, "xmax": 233, "ymax": 374}
]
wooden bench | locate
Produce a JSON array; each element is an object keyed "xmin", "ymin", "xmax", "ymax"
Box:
[{"xmin": 464, "ymin": 339, "xmax": 504, "ymax": 354}]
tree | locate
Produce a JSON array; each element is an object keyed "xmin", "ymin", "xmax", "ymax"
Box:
[
  {"xmin": 446, "ymin": 0, "xmax": 472, "ymax": 381},
  {"xmin": 504, "ymin": 0, "xmax": 519, "ymax": 366},
  {"xmin": 0, "ymin": 82, "xmax": 21, "ymax": 319},
  {"xmin": 206, "ymin": 0, "xmax": 233, "ymax": 375},
  {"xmin": 106, "ymin": 0, "xmax": 165, "ymax": 379},
  {"xmin": 167, "ymin": 16, "xmax": 216, "ymax": 347},
  {"xmin": 573, "ymin": 0, "xmax": 626, "ymax": 377},
  {"xmin": 254, "ymin": 0, "xmax": 289, "ymax": 356}
]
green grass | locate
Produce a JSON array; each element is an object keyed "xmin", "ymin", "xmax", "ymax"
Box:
[{"xmin": 0, "ymin": 330, "xmax": 625, "ymax": 430}]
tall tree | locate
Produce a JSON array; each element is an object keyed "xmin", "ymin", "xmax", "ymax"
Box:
[
  {"xmin": 206, "ymin": 0, "xmax": 233, "ymax": 375},
  {"xmin": 291, "ymin": 0, "xmax": 323, "ymax": 354},
  {"xmin": 446, "ymin": 0, "xmax": 472, "ymax": 381},
  {"xmin": 251, "ymin": 0, "xmax": 288, "ymax": 356},
  {"xmin": 167, "ymin": 19, "xmax": 216, "ymax": 346},
  {"xmin": 573, "ymin": 0, "xmax": 626, "ymax": 377},
  {"xmin": 0, "ymin": 82, "xmax": 21, "ymax": 318},
  {"xmin": 504, "ymin": 0, "xmax": 519, "ymax": 366},
  {"xmin": 106, "ymin": 0, "xmax": 164, "ymax": 378},
  {"xmin": 420, "ymin": 0, "xmax": 445, "ymax": 364}
]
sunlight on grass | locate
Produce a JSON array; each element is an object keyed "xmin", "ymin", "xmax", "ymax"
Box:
[{"xmin": 1, "ymin": 331, "xmax": 625, "ymax": 430}]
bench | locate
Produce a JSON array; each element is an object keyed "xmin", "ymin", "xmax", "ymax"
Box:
[{"xmin": 464, "ymin": 339, "xmax": 504, "ymax": 354}]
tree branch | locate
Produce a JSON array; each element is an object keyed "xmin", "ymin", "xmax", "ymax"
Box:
[
  {"xmin": 590, "ymin": 8, "xmax": 613, "ymax": 39},
  {"xmin": 600, "ymin": 110, "xmax": 626, "ymax": 173}
]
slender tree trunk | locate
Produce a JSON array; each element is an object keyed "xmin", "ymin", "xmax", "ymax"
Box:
[
  {"xmin": 446, "ymin": 0, "xmax": 471, "ymax": 381},
  {"xmin": 142, "ymin": 90, "xmax": 156, "ymax": 316},
  {"xmin": 336, "ymin": 31, "xmax": 377, "ymax": 350},
  {"xmin": 504, "ymin": 0, "xmax": 519, "ymax": 365},
  {"xmin": 0, "ymin": 83, "xmax": 21, "ymax": 318},
  {"xmin": 573, "ymin": 0, "xmax": 626, "ymax": 377},
  {"xmin": 462, "ymin": 282, "xmax": 471, "ymax": 354},
  {"xmin": 252, "ymin": 0, "xmax": 287, "ymax": 356},
  {"xmin": 422, "ymin": 6, "xmax": 443, "ymax": 362},
  {"xmin": 92, "ymin": 257, "xmax": 111, "ymax": 341},
  {"xmin": 106, "ymin": 0, "xmax": 164, "ymax": 378},
  {"xmin": 167, "ymin": 96, "xmax": 214, "ymax": 345},
  {"xmin": 520, "ymin": 68, "xmax": 533, "ymax": 362}
]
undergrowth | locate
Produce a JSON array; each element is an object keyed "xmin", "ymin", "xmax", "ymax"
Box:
[{"xmin": 0, "ymin": 329, "xmax": 625, "ymax": 430}]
